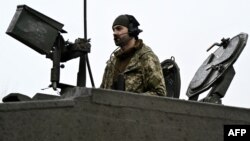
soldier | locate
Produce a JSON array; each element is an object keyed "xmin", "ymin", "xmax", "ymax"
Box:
[{"xmin": 100, "ymin": 14, "xmax": 167, "ymax": 96}]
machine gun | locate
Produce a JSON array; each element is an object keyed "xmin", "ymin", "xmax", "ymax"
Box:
[{"xmin": 6, "ymin": 5, "xmax": 94, "ymax": 93}]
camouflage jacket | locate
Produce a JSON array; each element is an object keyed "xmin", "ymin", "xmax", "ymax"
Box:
[{"xmin": 100, "ymin": 40, "xmax": 167, "ymax": 96}]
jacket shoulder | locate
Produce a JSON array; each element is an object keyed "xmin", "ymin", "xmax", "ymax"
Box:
[{"xmin": 138, "ymin": 44, "xmax": 158, "ymax": 60}]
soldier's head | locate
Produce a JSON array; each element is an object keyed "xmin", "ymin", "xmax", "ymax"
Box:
[{"xmin": 112, "ymin": 14, "xmax": 142, "ymax": 47}]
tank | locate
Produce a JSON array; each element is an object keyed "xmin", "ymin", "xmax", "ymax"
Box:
[{"xmin": 1, "ymin": 4, "xmax": 250, "ymax": 141}]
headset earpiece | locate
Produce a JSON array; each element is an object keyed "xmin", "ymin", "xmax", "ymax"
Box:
[{"xmin": 125, "ymin": 15, "xmax": 142, "ymax": 37}]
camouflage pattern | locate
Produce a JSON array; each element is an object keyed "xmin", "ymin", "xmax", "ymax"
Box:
[{"xmin": 100, "ymin": 40, "xmax": 167, "ymax": 96}]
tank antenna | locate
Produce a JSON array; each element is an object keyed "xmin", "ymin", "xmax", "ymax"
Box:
[{"xmin": 77, "ymin": 0, "xmax": 95, "ymax": 87}]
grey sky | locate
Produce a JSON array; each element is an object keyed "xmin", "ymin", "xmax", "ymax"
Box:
[{"xmin": 0, "ymin": 0, "xmax": 250, "ymax": 108}]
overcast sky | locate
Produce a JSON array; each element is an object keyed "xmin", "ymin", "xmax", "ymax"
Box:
[{"xmin": 0, "ymin": 0, "xmax": 250, "ymax": 108}]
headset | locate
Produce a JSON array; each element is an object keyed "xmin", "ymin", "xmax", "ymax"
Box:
[{"xmin": 125, "ymin": 14, "xmax": 143, "ymax": 38}]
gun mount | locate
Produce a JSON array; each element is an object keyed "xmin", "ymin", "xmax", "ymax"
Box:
[
  {"xmin": 186, "ymin": 33, "xmax": 248, "ymax": 104},
  {"xmin": 6, "ymin": 5, "xmax": 94, "ymax": 92}
]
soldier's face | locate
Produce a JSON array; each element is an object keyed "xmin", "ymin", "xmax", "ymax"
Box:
[{"xmin": 113, "ymin": 25, "xmax": 131, "ymax": 47}]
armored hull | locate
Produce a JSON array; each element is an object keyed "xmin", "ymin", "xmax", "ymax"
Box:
[{"xmin": 1, "ymin": 87, "xmax": 250, "ymax": 141}]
